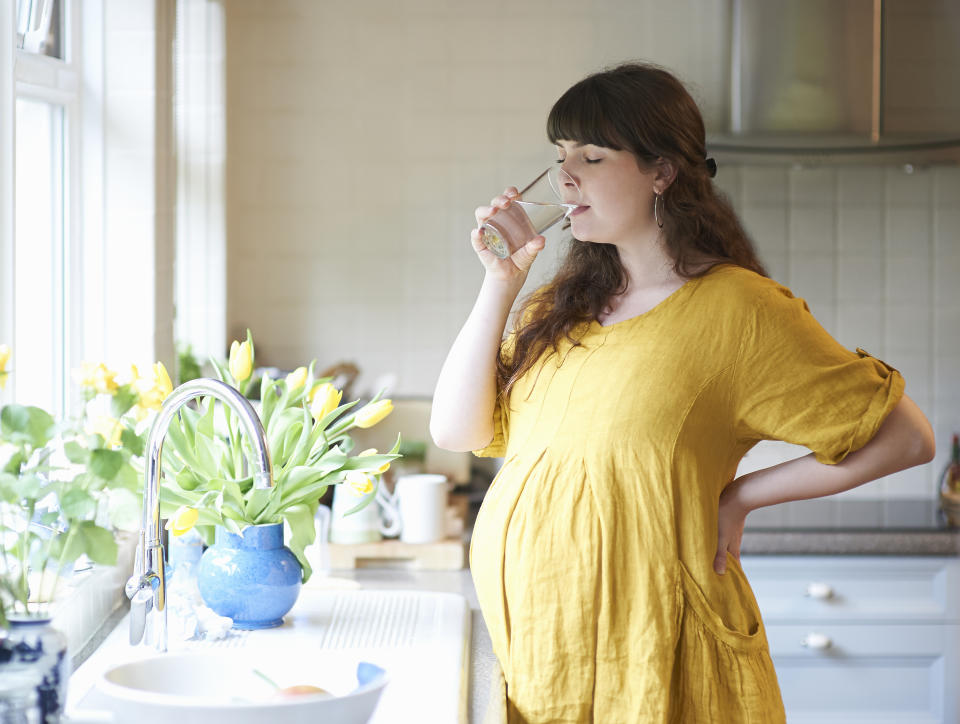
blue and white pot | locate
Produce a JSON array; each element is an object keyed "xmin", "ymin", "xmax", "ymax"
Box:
[
  {"xmin": 196, "ymin": 523, "xmax": 302, "ymax": 630},
  {"xmin": 0, "ymin": 615, "xmax": 69, "ymax": 722}
]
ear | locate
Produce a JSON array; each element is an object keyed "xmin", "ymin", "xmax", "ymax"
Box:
[{"xmin": 653, "ymin": 158, "xmax": 678, "ymax": 193}]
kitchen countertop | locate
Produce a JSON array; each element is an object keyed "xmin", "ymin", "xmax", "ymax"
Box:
[
  {"xmin": 326, "ymin": 569, "xmax": 496, "ymax": 724},
  {"xmin": 741, "ymin": 497, "xmax": 960, "ymax": 554},
  {"xmin": 71, "ymin": 498, "xmax": 958, "ymax": 723}
]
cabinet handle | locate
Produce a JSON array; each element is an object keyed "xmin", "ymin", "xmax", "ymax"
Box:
[
  {"xmin": 805, "ymin": 581, "xmax": 834, "ymax": 599},
  {"xmin": 801, "ymin": 632, "xmax": 833, "ymax": 650}
]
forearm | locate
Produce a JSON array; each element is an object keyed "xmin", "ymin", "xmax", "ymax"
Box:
[
  {"xmin": 729, "ymin": 394, "xmax": 935, "ymax": 513},
  {"xmin": 430, "ymin": 275, "xmax": 522, "ymax": 451}
]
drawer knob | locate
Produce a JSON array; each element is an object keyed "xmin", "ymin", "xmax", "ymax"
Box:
[
  {"xmin": 805, "ymin": 581, "xmax": 834, "ymax": 599},
  {"xmin": 801, "ymin": 632, "xmax": 833, "ymax": 650}
]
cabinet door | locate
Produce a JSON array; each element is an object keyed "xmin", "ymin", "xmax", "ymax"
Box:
[
  {"xmin": 740, "ymin": 556, "xmax": 960, "ymax": 623},
  {"xmin": 766, "ymin": 622, "xmax": 960, "ymax": 723}
]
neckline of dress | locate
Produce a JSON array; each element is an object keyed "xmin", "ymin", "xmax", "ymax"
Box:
[{"xmin": 589, "ymin": 263, "xmax": 729, "ymax": 331}]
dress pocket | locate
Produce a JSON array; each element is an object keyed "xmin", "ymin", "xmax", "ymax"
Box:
[{"xmin": 677, "ymin": 559, "xmax": 767, "ymax": 653}]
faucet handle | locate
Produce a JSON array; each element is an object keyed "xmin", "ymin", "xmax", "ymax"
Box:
[{"xmin": 127, "ymin": 578, "xmax": 153, "ymax": 645}]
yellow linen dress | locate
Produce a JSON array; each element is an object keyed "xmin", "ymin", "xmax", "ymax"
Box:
[{"xmin": 471, "ymin": 264, "xmax": 904, "ymax": 723}]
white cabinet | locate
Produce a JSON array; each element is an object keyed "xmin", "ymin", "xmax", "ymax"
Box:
[{"xmin": 741, "ymin": 556, "xmax": 960, "ymax": 724}]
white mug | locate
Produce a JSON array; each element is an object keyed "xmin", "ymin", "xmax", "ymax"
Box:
[
  {"xmin": 328, "ymin": 483, "xmax": 400, "ymax": 544},
  {"xmin": 379, "ymin": 474, "xmax": 449, "ymax": 544}
]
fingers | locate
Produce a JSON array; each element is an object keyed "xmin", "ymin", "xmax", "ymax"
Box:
[
  {"xmin": 474, "ymin": 187, "xmax": 520, "ymax": 227},
  {"xmin": 470, "ymin": 227, "xmax": 492, "ymax": 255},
  {"xmin": 510, "ymin": 235, "xmax": 545, "ymax": 272},
  {"xmin": 714, "ymin": 526, "xmax": 743, "ymax": 575},
  {"xmin": 713, "ymin": 549, "xmax": 727, "ymax": 576}
]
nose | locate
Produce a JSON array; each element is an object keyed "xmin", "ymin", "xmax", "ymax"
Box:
[{"xmin": 558, "ymin": 166, "xmax": 581, "ymax": 202}]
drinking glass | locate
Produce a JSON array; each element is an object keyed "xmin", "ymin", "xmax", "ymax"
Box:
[{"xmin": 478, "ymin": 166, "xmax": 580, "ymax": 259}]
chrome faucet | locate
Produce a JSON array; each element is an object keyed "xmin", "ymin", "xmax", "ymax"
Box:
[{"xmin": 125, "ymin": 378, "xmax": 273, "ymax": 651}]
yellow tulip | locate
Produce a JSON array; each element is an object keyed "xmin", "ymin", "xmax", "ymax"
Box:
[
  {"xmin": 154, "ymin": 362, "xmax": 173, "ymax": 399},
  {"xmin": 165, "ymin": 506, "xmax": 199, "ymax": 536},
  {"xmin": 359, "ymin": 448, "xmax": 390, "ymax": 474},
  {"xmin": 354, "ymin": 399, "xmax": 393, "ymax": 428},
  {"xmin": 75, "ymin": 361, "xmax": 119, "ymax": 395},
  {"xmin": 285, "ymin": 366, "xmax": 308, "ymax": 391},
  {"xmin": 133, "ymin": 361, "xmax": 173, "ymax": 412},
  {"xmin": 309, "ymin": 383, "xmax": 342, "ymax": 422},
  {"xmin": 96, "ymin": 364, "xmax": 119, "ymax": 394},
  {"xmin": 344, "ymin": 470, "xmax": 374, "ymax": 496},
  {"xmin": 0, "ymin": 343, "xmax": 9, "ymax": 389},
  {"xmin": 229, "ymin": 339, "xmax": 253, "ymax": 383},
  {"xmin": 86, "ymin": 414, "xmax": 123, "ymax": 448}
]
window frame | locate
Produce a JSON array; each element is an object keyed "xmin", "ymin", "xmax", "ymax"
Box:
[{"xmin": 4, "ymin": 0, "xmax": 88, "ymax": 417}]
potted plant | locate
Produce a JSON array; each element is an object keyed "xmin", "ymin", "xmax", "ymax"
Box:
[
  {"xmin": 0, "ymin": 351, "xmax": 155, "ymax": 721},
  {"xmin": 155, "ymin": 332, "xmax": 399, "ymax": 629}
]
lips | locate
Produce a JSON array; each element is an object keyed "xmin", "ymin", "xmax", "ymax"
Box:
[{"xmin": 571, "ymin": 205, "xmax": 590, "ymax": 216}]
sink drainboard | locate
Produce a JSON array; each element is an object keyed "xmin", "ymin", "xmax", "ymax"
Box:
[{"xmin": 68, "ymin": 589, "xmax": 471, "ymax": 723}]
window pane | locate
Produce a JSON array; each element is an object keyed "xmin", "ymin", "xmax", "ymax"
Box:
[
  {"xmin": 16, "ymin": 0, "xmax": 63, "ymax": 59},
  {"xmin": 14, "ymin": 98, "xmax": 65, "ymax": 413}
]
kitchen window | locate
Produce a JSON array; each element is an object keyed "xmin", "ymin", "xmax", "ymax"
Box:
[
  {"xmin": 1, "ymin": 0, "xmax": 154, "ymax": 661},
  {"xmin": 4, "ymin": 0, "xmax": 84, "ymax": 417}
]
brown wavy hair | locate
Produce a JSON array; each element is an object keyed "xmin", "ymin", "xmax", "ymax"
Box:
[{"xmin": 499, "ymin": 62, "xmax": 767, "ymax": 398}]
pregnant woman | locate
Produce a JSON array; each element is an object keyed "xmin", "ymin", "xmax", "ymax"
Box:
[{"xmin": 430, "ymin": 62, "xmax": 935, "ymax": 723}]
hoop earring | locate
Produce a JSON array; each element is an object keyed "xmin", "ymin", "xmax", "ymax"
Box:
[{"xmin": 654, "ymin": 192, "xmax": 664, "ymax": 229}]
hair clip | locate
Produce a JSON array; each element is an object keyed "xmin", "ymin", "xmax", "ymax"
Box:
[{"xmin": 705, "ymin": 157, "xmax": 718, "ymax": 178}]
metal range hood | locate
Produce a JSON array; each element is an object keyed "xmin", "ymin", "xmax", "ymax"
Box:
[{"xmin": 708, "ymin": 0, "xmax": 960, "ymax": 166}]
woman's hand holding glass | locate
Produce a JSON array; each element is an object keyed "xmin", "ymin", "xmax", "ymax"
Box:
[
  {"xmin": 471, "ymin": 165, "xmax": 581, "ymax": 280},
  {"xmin": 471, "ymin": 187, "xmax": 547, "ymax": 281}
]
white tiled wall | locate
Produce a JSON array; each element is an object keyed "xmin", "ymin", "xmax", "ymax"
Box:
[
  {"xmin": 223, "ymin": 1, "xmax": 959, "ymax": 499},
  {"xmin": 720, "ymin": 165, "xmax": 960, "ymax": 498}
]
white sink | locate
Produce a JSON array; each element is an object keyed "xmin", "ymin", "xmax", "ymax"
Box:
[{"xmin": 67, "ymin": 588, "xmax": 471, "ymax": 723}]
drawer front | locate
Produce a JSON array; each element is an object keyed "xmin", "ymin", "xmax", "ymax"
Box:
[
  {"xmin": 767, "ymin": 623, "xmax": 960, "ymax": 724},
  {"xmin": 740, "ymin": 556, "xmax": 960, "ymax": 623}
]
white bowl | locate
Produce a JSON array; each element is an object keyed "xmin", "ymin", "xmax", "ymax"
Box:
[{"xmin": 94, "ymin": 650, "xmax": 388, "ymax": 724}]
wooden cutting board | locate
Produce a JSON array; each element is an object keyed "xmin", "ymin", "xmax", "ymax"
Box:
[{"xmin": 328, "ymin": 538, "xmax": 466, "ymax": 570}]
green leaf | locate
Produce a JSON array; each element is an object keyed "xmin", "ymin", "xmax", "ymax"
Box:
[
  {"xmin": 342, "ymin": 452, "xmax": 397, "ymax": 472},
  {"xmin": 245, "ymin": 487, "xmax": 274, "ymax": 521},
  {"xmin": 63, "ymin": 440, "xmax": 89, "ymax": 465},
  {"xmin": 0, "ymin": 446, "xmax": 25, "ymax": 475},
  {"xmin": 89, "ymin": 448, "xmax": 124, "ymax": 481},
  {"xmin": 209, "ymin": 357, "xmax": 231, "ymax": 387},
  {"xmin": 164, "ymin": 414, "xmax": 200, "ymax": 469},
  {"xmin": 176, "ymin": 467, "xmax": 203, "ymax": 491},
  {"xmin": 276, "ymin": 480, "xmax": 331, "ymax": 511},
  {"xmin": 180, "ymin": 404, "xmax": 201, "ymax": 444},
  {"xmin": 1, "ymin": 404, "xmax": 55, "ymax": 448},
  {"xmin": 197, "ymin": 397, "xmax": 216, "ymax": 439},
  {"xmin": 120, "ymin": 427, "xmax": 145, "ymax": 458},
  {"xmin": 314, "ymin": 399, "xmax": 359, "ymax": 436},
  {"xmin": 110, "ymin": 385, "xmax": 139, "ymax": 419},
  {"xmin": 79, "ymin": 522, "xmax": 118, "ymax": 565},
  {"xmin": 110, "ymin": 462, "xmax": 141, "ymax": 492},
  {"xmin": 59, "ymin": 487, "xmax": 97, "ymax": 521},
  {"xmin": 222, "ymin": 517, "xmax": 244, "ymax": 536},
  {"xmin": 283, "ymin": 502, "xmax": 317, "ymax": 584},
  {"xmin": 0, "ymin": 472, "xmax": 20, "ymax": 502},
  {"xmin": 107, "ymin": 488, "xmax": 141, "ymax": 531}
]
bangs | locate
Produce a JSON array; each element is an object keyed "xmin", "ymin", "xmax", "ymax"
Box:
[{"xmin": 546, "ymin": 79, "xmax": 628, "ymax": 151}]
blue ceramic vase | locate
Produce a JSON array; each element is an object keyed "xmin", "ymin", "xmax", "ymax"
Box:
[
  {"xmin": 196, "ymin": 523, "xmax": 302, "ymax": 629},
  {"xmin": 0, "ymin": 615, "xmax": 69, "ymax": 721}
]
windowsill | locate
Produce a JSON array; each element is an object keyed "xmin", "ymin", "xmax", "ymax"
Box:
[{"xmin": 47, "ymin": 531, "xmax": 137, "ymax": 670}]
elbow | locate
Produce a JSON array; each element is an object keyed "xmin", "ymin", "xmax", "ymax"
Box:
[
  {"xmin": 429, "ymin": 419, "xmax": 485, "ymax": 453},
  {"xmin": 888, "ymin": 395, "xmax": 936, "ymax": 467},
  {"xmin": 914, "ymin": 420, "xmax": 936, "ymax": 466}
]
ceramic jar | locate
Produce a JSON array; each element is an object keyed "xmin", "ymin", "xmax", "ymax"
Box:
[
  {"xmin": 196, "ymin": 523, "xmax": 302, "ymax": 629},
  {"xmin": 0, "ymin": 616, "xmax": 68, "ymax": 722}
]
